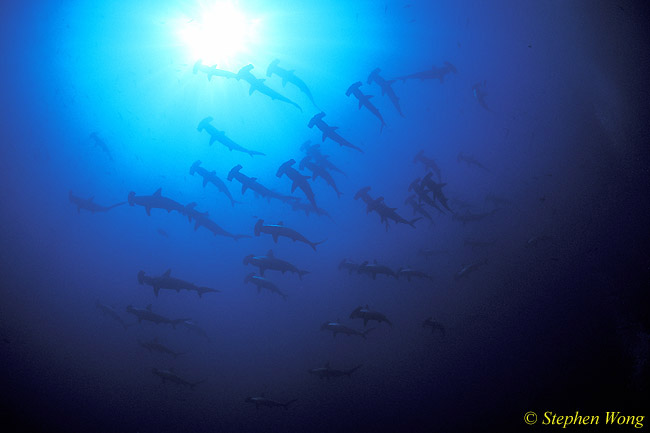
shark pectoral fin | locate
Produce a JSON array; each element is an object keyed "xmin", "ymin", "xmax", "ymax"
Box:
[
  {"xmin": 272, "ymin": 234, "xmax": 278, "ymax": 243},
  {"xmin": 248, "ymin": 86, "xmax": 256, "ymax": 95},
  {"xmin": 290, "ymin": 182, "xmax": 298, "ymax": 193},
  {"xmin": 202, "ymin": 178, "xmax": 208, "ymax": 187},
  {"xmin": 154, "ymin": 287, "xmax": 160, "ymax": 296},
  {"xmin": 146, "ymin": 207, "xmax": 151, "ymax": 216}
]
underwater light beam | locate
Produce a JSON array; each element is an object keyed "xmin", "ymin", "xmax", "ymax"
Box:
[{"xmin": 178, "ymin": 1, "xmax": 260, "ymax": 66}]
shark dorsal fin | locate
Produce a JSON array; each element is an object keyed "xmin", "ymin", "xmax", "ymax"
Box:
[
  {"xmin": 163, "ymin": 269, "xmax": 171, "ymax": 277},
  {"xmin": 89, "ymin": 196, "xmax": 95, "ymax": 202},
  {"xmin": 267, "ymin": 249, "xmax": 274, "ymax": 258},
  {"xmin": 146, "ymin": 304, "xmax": 152, "ymax": 311},
  {"xmin": 153, "ymin": 188, "xmax": 162, "ymax": 197},
  {"xmin": 277, "ymin": 221, "xmax": 284, "ymax": 226}
]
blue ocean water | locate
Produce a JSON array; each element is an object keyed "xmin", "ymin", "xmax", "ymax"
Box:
[{"xmin": 1, "ymin": 1, "xmax": 649, "ymax": 432}]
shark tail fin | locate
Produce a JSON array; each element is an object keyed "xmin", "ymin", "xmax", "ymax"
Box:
[{"xmin": 310, "ymin": 238, "xmax": 327, "ymax": 251}]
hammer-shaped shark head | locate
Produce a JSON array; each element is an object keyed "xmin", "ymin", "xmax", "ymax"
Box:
[
  {"xmin": 243, "ymin": 254, "xmax": 253, "ymax": 266},
  {"xmin": 299, "ymin": 140, "xmax": 312, "ymax": 153},
  {"xmin": 276, "ymin": 159, "xmax": 296, "ymax": 178},
  {"xmin": 192, "ymin": 59, "xmax": 204, "ymax": 74},
  {"xmin": 349, "ymin": 306, "xmax": 363, "ymax": 319},
  {"xmin": 354, "ymin": 186, "xmax": 371, "ymax": 200},
  {"xmin": 243, "ymin": 272, "xmax": 255, "ymax": 284},
  {"xmin": 308, "ymin": 112, "xmax": 326, "ymax": 128},
  {"xmin": 345, "ymin": 81, "xmax": 363, "ymax": 97},
  {"xmin": 189, "ymin": 160, "xmax": 202, "ymax": 176},
  {"xmin": 253, "ymin": 219, "xmax": 264, "ymax": 237},
  {"xmin": 227, "ymin": 164, "xmax": 243, "ymax": 181},
  {"xmin": 197, "ymin": 116, "xmax": 213, "ymax": 132},
  {"xmin": 367, "ymin": 67, "xmax": 381, "ymax": 85},
  {"xmin": 266, "ymin": 59, "xmax": 280, "ymax": 77}
]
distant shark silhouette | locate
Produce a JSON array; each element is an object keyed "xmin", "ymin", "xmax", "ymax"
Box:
[
  {"xmin": 266, "ymin": 59, "xmax": 318, "ymax": 108},
  {"xmin": 197, "ymin": 117, "xmax": 265, "ymax": 157},
  {"xmin": 346, "ymin": 81, "xmax": 386, "ymax": 132}
]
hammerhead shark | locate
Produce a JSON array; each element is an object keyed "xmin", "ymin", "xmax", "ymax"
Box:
[
  {"xmin": 192, "ymin": 59, "xmax": 237, "ymax": 80},
  {"xmin": 420, "ymin": 173, "xmax": 452, "ymax": 212},
  {"xmin": 350, "ymin": 306, "xmax": 392, "ymax": 326},
  {"xmin": 287, "ymin": 200, "xmax": 333, "ymax": 220},
  {"xmin": 137, "ymin": 269, "xmax": 220, "ymax": 297},
  {"xmin": 183, "ymin": 203, "xmax": 250, "ymax": 240},
  {"xmin": 227, "ymin": 165, "xmax": 298, "ymax": 204},
  {"xmin": 395, "ymin": 61, "xmax": 457, "ymax": 83},
  {"xmin": 309, "ymin": 362, "xmax": 363, "ymax": 381},
  {"xmin": 139, "ymin": 338, "xmax": 185, "ymax": 358},
  {"xmin": 357, "ymin": 260, "xmax": 397, "ymax": 279},
  {"xmin": 300, "ymin": 140, "xmax": 345, "ymax": 175},
  {"xmin": 276, "ymin": 159, "xmax": 317, "ymax": 208},
  {"xmin": 190, "ymin": 160, "xmax": 239, "ymax": 206},
  {"xmin": 266, "ymin": 59, "xmax": 317, "ymax": 108},
  {"xmin": 320, "ymin": 321, "xmax": 375, "ymax": 339},
  {"xmin": 152, "ymin": 368, "xmax": 204, "ymax": 389},
  {"xmin": 126, "ymin": 304, "xmax": 189, "ymax": 328},
  {"xmin": 408, "ymin": 179, "xmax": 444, "ymax": 214},
  {"xmin": 308, "ymin": 112, "xmax": 363, "ymax": 153},
  {"xmin": 422, "ymin": 317, "xmax": 446, "ymax": 336},
  {"xmin": 254, "ymin": 219, "xmax": 325, "ymax": 251},
  {"xmin": 127, "ymin": 188, "xmax": 185, "ymax": 216},
  {"xmin": 243, "ymin": 249, "xmax": 309, "ymax": 279},
  {"xmin": 366, "ymin": 196, "xmax": 420, "ymax": 229},
  {"xmin": 237, "ymin": 64, "xmax": 302, "ymax": 111},
  {"xmin": 69, "ymin": 191, "xmax": 125, "ymax": 213},
  {"xmin": 346, "ymin": 81, "xmax": 386, "ymax": 132},
  {"xmin": 404, "ymin": 195, "xmax": 434, "ymax": 222},
  {"xmin": 397, "ymin": 267, "xmax": 433, "ymax": 282},
  {"xmin": 245, "ymin": 395, "xmax": 297, "ymax": 410},
  {"xmin": 367, "ymin": 67, "xmax": 404, "ymax": 117},
  {"xmin": 298, "ymin": 157, "xmax": 342, "ymax": 198},
  {"xmin": 413, "ymin": 150, "xmax": 441, "ymax": 181},
  {"xmin": 89, "ymin": 132, "xmax": 113, "ymax": 161},
  {"xmin": 197, "ymin": 117, "xmax": 265, "ymax": 157},
  {"xmin": 244, "ymin": 272, "xmax": 288, "ymax": 300}
]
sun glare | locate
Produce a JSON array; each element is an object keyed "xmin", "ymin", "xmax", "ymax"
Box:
[{"xmin": 178, "ymin": 1, "xmax": 260, "ymax": 67}]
